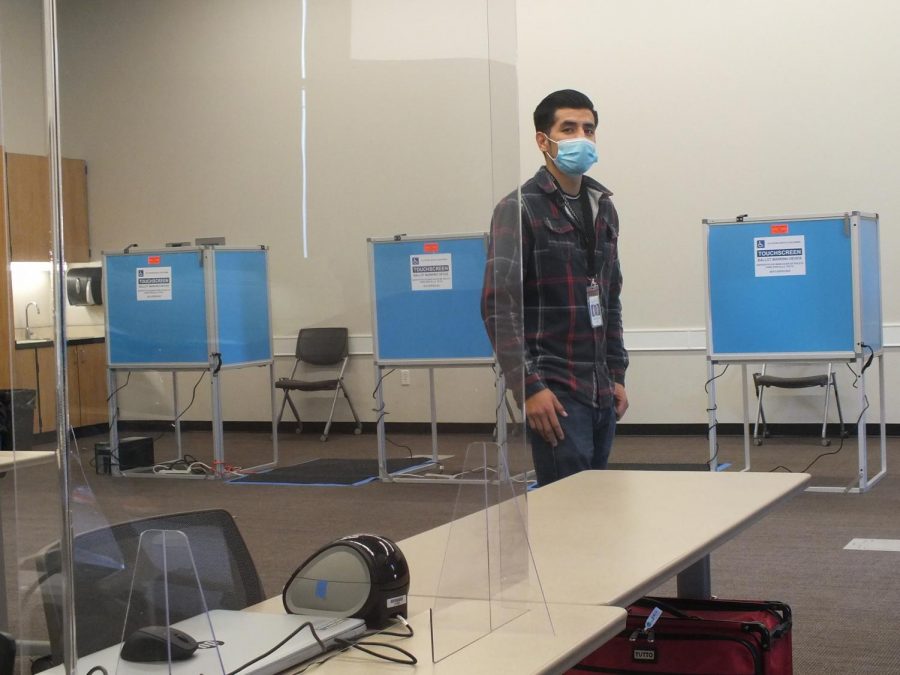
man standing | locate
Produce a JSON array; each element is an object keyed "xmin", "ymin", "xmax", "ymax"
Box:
[{"xmin": 482, "ymin": 89, "xmax": 629, "ymax": 486}]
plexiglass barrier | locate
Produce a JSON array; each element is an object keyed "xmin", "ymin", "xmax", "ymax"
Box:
[
  {"xmin": 1, "ymin": 0, "xmax": 525, "ymax": 672},
  {"xmin": 430, "ymin": 442, "xmax": 552, "ymax": 663}
]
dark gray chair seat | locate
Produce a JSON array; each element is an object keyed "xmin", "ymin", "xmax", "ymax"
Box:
[{"xmin": 752, "ymin": 364, "xmax": 845, "ymax": 447}]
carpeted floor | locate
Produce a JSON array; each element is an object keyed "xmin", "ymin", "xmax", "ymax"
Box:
[{"xmin": 3, "ymin": 427, "xmax": 898, "ymax": 673}]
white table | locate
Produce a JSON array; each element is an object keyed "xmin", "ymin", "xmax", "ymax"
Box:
[
  {"xmin": 41, "ymin": 469, "xmax": 809, "ymax": 673},
  {"xmin": 400, "ymin": 470, "xmax": 810, "ymax": 607},
  {"xmin": 248, "ymin": 596, "xmax": 626, "ymax": 674},
  {"xmin": 0, "ymin": 450, "xmax": 56, "ymax": 473}
]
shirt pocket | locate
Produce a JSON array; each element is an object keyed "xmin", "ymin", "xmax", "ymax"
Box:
[{"xmin": 541, "ymin": 217, "xmax": 578, "ymax": 263}]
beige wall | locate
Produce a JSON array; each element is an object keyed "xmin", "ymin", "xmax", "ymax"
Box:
[
  {"xmin": 3, "ymin": 0, "xmax": 898, "ymax": 426},
  {"xmin": 0, "ymin": 0, "xmax": 46, "ymax": 154}
]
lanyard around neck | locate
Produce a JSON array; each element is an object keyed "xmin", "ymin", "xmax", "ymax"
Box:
[{"xmin": 559, "ymin": 187, "xmax": 597, "ymax": 278}]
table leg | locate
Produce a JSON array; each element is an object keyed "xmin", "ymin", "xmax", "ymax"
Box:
[{"xmin": 676, "ymin": 555, "xmax": 712, "ymax": 599}]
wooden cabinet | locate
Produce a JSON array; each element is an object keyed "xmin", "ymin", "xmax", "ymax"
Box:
[
  {"xmin": 38, "ymin": 347, "xmax": 60, "ymax": 433},
  {"xmin": 62, "ymin": 159, "xmax": 90, "ymax": 262},
  {"xmin": 5, "ymin": 152, "xmax": 90, "ymax": 262},
  {"xmin": 66, "ymin": 345, "xmax": 80, "ymax": 429},
  {"xmin": 6, "ymin": 153, "xmax": 51, "ymax": 262},
  {"xmin": 73, "ymin": 343, "xmax": 107, "ymax": 426}
]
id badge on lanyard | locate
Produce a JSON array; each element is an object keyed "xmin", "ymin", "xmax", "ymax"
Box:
[{"xmin": 587, "ymin": 279, "xmax": 602, "ymax": 328}]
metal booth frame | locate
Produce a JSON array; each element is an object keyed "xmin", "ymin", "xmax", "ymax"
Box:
[
  {"xmin": 102, "ymin": 246, "xmax": 279, "ymax": 479},
  {"xmin": 703, "ymin": 212, "xmax": 886, "ymax": 493}
]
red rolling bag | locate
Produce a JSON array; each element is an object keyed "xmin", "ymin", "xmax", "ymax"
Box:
[{"xmin": 568, "ymin": 597, "xmax": 793, "ymax": 675}]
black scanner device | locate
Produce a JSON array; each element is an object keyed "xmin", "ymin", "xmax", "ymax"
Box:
[{"xmin": 120, "ymin": 626, "xmax": 199, "ymax": 663}]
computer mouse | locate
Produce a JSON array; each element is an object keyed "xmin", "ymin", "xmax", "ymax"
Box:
[{"xmin": 120, "ymin": 625, "xmax": 199, "ymax": 662}]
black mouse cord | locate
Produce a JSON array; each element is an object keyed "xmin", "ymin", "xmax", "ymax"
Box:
[
  {"xmin": 333, "ymin": 636, "xmax": 417, "ymax": 665},
  {"xmin": 86, "ymin": 668, "xmax": 108, "ymax": 675},
  {"xmin": 294, "ymin": 615, "xmax": 416, "ymax": 671},
  {"xmin": 227, "ymin": 621, "xmax": 324, "ymax": 675}
]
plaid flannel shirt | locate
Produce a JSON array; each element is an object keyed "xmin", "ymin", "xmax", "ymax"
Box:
[{"xmin": 482, "ymin": 166, "xmax": 628, "ymax": 409}]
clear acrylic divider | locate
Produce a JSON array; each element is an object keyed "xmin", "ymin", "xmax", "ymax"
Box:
[
  {"xmin": 112, "ymin": 528, "xmax": 225, "ymax": 675},
  {"xmin": 430, "ymin": 441, "xmax": 553, "ymax": 663}
]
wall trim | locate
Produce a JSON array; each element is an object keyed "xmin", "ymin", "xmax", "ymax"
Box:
[
  {"xmin": 274, "ymin": 324, "xmax": 900, "ymax": 358},
  {"xmin": 117, "ymin": 420, "xmax": 899, "ymax": 437}
]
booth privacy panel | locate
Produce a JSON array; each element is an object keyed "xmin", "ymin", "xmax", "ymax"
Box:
[
  {"xmin": 213, "ymin": 249, "xmax": 272, "ymax": 364},
  {"xmin": 705, "ymin": 213, "xmax": 882, "ymax": 359},
  {"xmin": 369, "ymin": 235, "xmax": 494, "ymax": 364},
  {"xmin": 858, "ymin": 215, "xmax": 883, "ymax": 353},
  {"xmin": 105, "ymin": 250, "xmax": 210, "ymax": 366},
  {"xmin": 104, "ymin": 248, "xmax": 272, "ymax": 367}
]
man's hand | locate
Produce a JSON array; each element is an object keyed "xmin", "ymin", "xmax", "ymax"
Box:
[
  {"xmin": 614, "ymin": 383, "xmax": 629, "ymax": 420},
  {"xmin": 525, "ymin": 389, "xmax": 567, "ymax": 446}
]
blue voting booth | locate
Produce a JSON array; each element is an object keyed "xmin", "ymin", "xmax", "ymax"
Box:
[
  {"xmin": 703, "ymin": 212, "xmax": 886, "ymax": 492},
  {"xmin": 103, "ymin": 246, "xmax": 276, "ymax": 477},
  {"xmin": 367, "ymin": 233, "xmax": 500, "ymax": 481},
  {"xmin": 368, "ymin": 233, "xmax": 493, "ymax": 365},
  {"xmin": 105, "ymin": 247, "xmax": 272, "ymax": 368},
  {"xmin": 705, "ymin": 212, "xmax": 882, "ymax": 360}
]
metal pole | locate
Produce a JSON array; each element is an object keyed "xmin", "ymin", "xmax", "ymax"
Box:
[
  {"xmin": 857, "ymin": 355, "xmax": 868, "ymax": 491},
  {"xmin": 429, "ymin": 368, "xmax": 438, "ymax": 462},
  {"xmin": 879, "ymin": 354, "xmax": 887, "ymax": 477},
  {"xmin": 706, "ymin": 360, "xmax": 718, "ymax": 470},
  {"xmin": 42, "ymin": 0, "xmax": 78, "ymax": 670},
  {"xmin": 740, "ymin": 364, "xmax": 750, "ymax": 471},
  {"xmin": 270, "ymin": 362, "xmax": 279, "ymax": 465},
  {"xmin": 375, "ymin": 364, "xmax": 388, "ymax": 480},
  {"xmin": 108, "ymin": 369, "xmax": 120, "ymax": 475},
  {"xmin": 211, "ymin": 371, "xmax": 224, "ymax": 478},
  {"xmin": 172, "ymin": 371, "xmax": 182, "ymax": 458},
  {"xmin": 496, "ymin": 373, "xmax": 509, "ymax": 482}
]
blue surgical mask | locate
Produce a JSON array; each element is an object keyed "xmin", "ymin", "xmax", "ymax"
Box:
[{"xmin": 543, "ymin": 134, "xmax": 598, "ymax": 176}]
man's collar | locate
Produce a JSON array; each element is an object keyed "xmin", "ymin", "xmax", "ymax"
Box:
[{"xmin": 534, "ymin": 165, "xmax": 612, "ymax": 197}]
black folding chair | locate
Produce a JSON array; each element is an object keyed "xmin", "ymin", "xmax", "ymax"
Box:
[
  {"xmin": 753, "ymin": 363, "xmax": 846, "ymax": 447},
  {"xmin": 276, "ymin": 327, "xmax": 362, "ymax": 442}
]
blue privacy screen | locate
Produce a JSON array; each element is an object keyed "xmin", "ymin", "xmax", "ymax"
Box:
[{"xmin": 370, "ymin": 235, "xmax": 494, "ymax": 364}]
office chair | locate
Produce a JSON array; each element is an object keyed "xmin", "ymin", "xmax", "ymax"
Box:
[
  {"xmin": 753, "ymin": 363, "xmax": 846, "ymax": 447},
  {"xmin": 276, "ymin": 327, "xmax": 363, "ymax": 441},
  {"xmin": 33, "ymin": 509, "xmax": 264, "ymax": 669}
]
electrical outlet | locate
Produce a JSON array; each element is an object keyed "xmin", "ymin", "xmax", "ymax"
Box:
[{"xmin": 400, "ymin": 369, "xmax": 411, "ymax": 386}]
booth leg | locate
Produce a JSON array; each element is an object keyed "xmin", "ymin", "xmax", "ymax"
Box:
[
  {"xmin": 741, "ymin": 364, "xmax": 750, "ymax": 471},
  {"xmin": 375, "ymin": 365, "xmax": 388, "ymax": 480},
  {"xmin": 707, "ymin": 360, "xmax": 718, "ymax": 471},
  {"xmin": 172, "ymin": 371, "xmax": 182, "ymax": 459},
  {"xmin": 878, "ymin": 355, "xmax": 887, "ymax": 478},
  {"xmin": 108, "ymin": 369, "xmax": 120, "ymax": 476},
  {"xmin": 429, "ymin": 368, "xmax": 438, "ymax": 463},
  {"xmin": 857, "ymin": 355, "xmax": 868, "ymax": 491},
  {"xmin": 269, "ymin": 362, "xmax": 279, "ymax": 466},
  {"xmin": 211, "ymin": 371, "xmax": 225, "ymax": 478}
]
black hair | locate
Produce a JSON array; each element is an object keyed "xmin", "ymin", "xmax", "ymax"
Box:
[{"xmin": 533, "ymin": 89, "xmax": 598, "ymax": 133}]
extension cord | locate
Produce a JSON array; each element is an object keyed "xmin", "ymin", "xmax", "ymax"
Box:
[{"xmin": 154, "ymin": 468, "xmax": 192, "ymax": 475}]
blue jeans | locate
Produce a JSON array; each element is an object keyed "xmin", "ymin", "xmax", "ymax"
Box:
[{"xmin": 529, "ymin": 393, "xmax": 617, "ymax": 487}]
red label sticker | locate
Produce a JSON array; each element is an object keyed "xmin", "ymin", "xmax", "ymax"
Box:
[
  {"xmin": 770, "ymin": 224, "xmax": 789, "ymax": 235},
  {"xmin": 148, "ymin": 256, "xmax": 161, "ymax": 264},
  {"xmin": 424, "ymin": 243, "xmax": 439, "ymax": 253}
]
